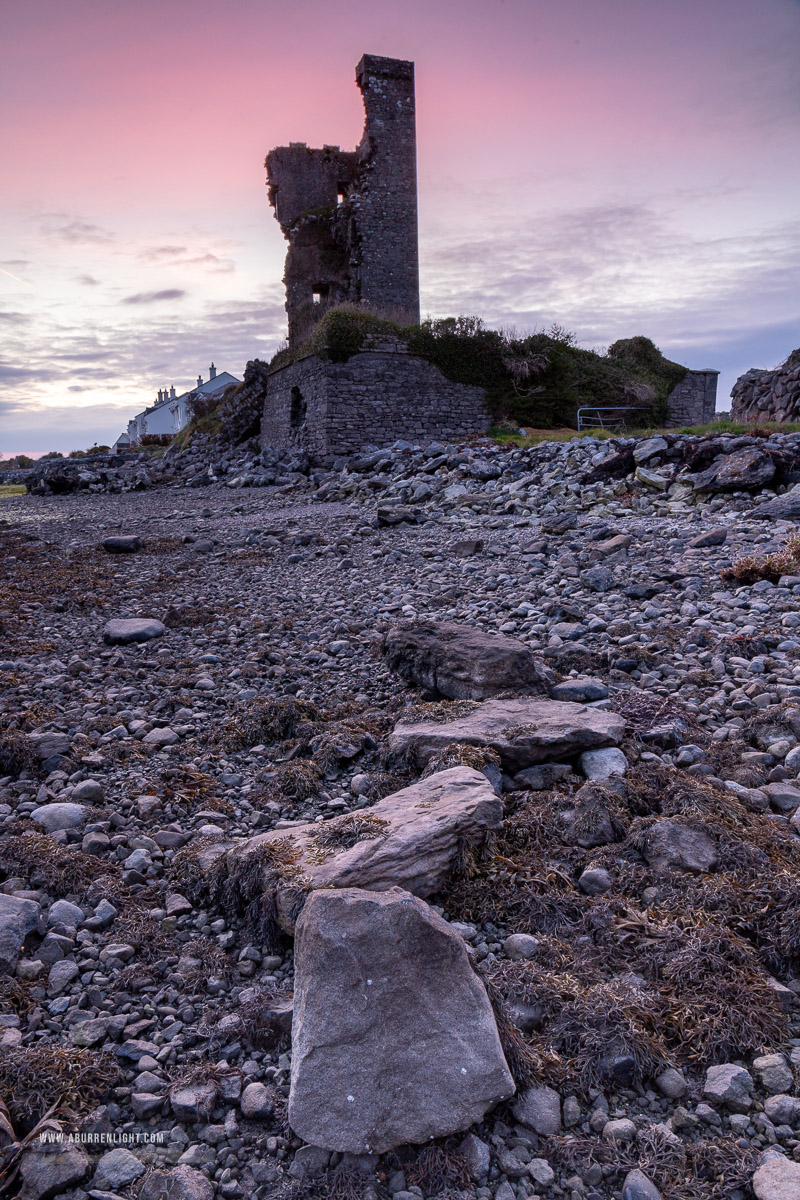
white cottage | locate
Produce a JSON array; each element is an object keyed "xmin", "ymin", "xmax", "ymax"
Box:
[{"xmin": 121, "ymin": 363, "xmax": 241, "ymax": 444}]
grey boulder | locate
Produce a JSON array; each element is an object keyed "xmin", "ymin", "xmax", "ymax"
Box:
[
  {"xmin": 201, "ymin": 766, "xmax": 502, "ymax": 933},
  {"xmin": 92, "ymin": 1147, "xmax": 145, "ymax": 1187},
  {"xmin": 752, "ymin": 494, "xmax": 800, "ymax": 521},
  {"xmin": 512, "ymin": 1084, "xmax": 562, "ymax": 1135},
  {"xmin": 690, "ymin": 447, "xmax": 776, "ymax": 493},
  {"xmin": 580, "ymin": 747, "xmax": 628, "ymax": 780},
  {"xmin": 752, "ymin": 1153, "xmax": 800, "ymax": 1200},
  {"xmin": 0, "ymin": 894, "xmax": 40, "ymax": 975},
  {"xmin": 138, "ymin": 1165, "xmax": 214, "ymax": 1200},
  {"xmin": 289, "ymin": 887, "xmax": 514, "ymax": 1152},
  {"xmin": 103, "ymin": 618, "xmax": 166, "ymax": 645},
  {"xmin": 381, "ymin": 620, "xmax": 555, "ymax": 700},
  {"xmin": 31, "ymin": 802, "xmax": 87, "ymax": 833},
  {"xmin": 18, "ymin": 1141, "xmax": 91, "ymax": 1199},
  {"xmin": 640, "ymin": 819, "xmax": 718, "ymax": 873},
  {"xmin": 390, "ymin": 698, "xmax": 625, "ymax": 772},
  {"xmin": 623, "ymin": 1169, "xmax": 663, "ymax": 1200},
  {"xmin": 101, "ymin": 536, "xmax": 142, "ymax": 553}
]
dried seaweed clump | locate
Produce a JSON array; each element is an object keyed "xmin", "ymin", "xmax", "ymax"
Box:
[
  {"xmin": 722, "ymin": 532, "xmax": 800, "ymax": 585},
  {"xmin": 0, "ymin": 832, "xmax": 116, "ymax": 896},
  {"xmin": 549, "ymin": 1125, "xmax": 759, "ymax": 1200},
  {"xmin": 399, "ymin": 700, "xmax": 481, "ymax": 725},
  {"xmin": 306, "ymin": 812, "xmax": 389, "ymax": 863},
  {"xmin": 421, "ymin": 742, "xmax": 501, "ymax": 779},
  {"xmin": 206, "ymin": 838, "xmax": 309, "ymax": 948},
  {"xmin": 0, "ymin": 1046, "xmax": 120, "ymax": 1129},
  {"xmin": 214, "ymin": 697, "xmax": 320, "ymax": 751},
  {"xmin": 269, "ymin": 760, "xmax": 323, "ymax": 801},
  {"xmin": 0, "ymin": 729, "xmax": 38, "ymax": 779}
]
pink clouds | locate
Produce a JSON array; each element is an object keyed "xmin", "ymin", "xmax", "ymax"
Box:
[{"xmin": 1, "ymin": 0, "xmax": 799, "ymax": 450}]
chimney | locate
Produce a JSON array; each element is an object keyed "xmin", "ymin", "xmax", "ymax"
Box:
[
  {"xmin": 170, "ymin": 385, "xmax": 176, "ymax": 400},
  {"xmin": 197, "ymin": 375, "xmax": 203, "ymax": 388},
  {"xmin": 209, "ymin": 362, "xmax": 217, "ymax": 380}
]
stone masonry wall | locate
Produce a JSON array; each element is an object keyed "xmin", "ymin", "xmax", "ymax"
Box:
[
  {"xmin": 266, "ymin": 55, "xmax": 419, "ymax": 348},
  {"xmin": 665, "ymin": 369, "xmax": 719, "ymax": 427},
  {"xmin": 731, "ymin": 354, "xmax": 800, "ymax": 423},
  {"xmin": 262, "ymin": 345, "xmax": 489, "ymax": 456}
]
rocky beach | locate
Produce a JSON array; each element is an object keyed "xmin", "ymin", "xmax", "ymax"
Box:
[{"xmin": 4, "ymin": 428, "xmax": 800, "ymax": 1200}]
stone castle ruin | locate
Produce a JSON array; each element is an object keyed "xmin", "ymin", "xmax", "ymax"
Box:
[
  {"xmin": 262, "ymin": 54, "xmax": 491, "ymax": 454},
  {"xmin": 266, "ymin": 54, "xmax": 420, "ymax": 346},
  {"xmin": 261, "ymin": 54, "xmax": 717, "ymax": 455}
]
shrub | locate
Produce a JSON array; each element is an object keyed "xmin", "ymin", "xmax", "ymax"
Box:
[{"xmin": 268, "ymin": 307, "xmax": 688, "ymax": 429}]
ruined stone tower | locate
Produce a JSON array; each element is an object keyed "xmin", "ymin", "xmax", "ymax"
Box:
[{"xmin": 266, "ymin": 54, "xmax": 420, "ymax": 346}]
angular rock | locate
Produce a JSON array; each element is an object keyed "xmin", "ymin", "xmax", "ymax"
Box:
[
  {"xmin": 689, "ymin": 528, "xmax": 728, "ymax": 548},
  {"xmin": 550, "ymin": 677, "xmax": 608, "ymax": 702},
  {"xmin": 142, "ymin": 726, "xmax": 179, "ymax": 746},
  {"xmin": 752, "ymin": 494, "xmax": 800, "ymax": 522},
  {"xmin": 382, "ymin": 621, "xmax": 555, "ymax": 700},
  {"xmin": 390, "ymin": 698, "xmax": 625, "ymax": 773},
  {"xmin": 138, "ymin": 1165, "xmax": 214, "ymax": 1200},
  {"xmin": 0, "ymin": 894, "xmax": 40, "ymax": 976},
  {"xmin": 458, "ymin": 1132, "xmax": 491, "ymax": 1181},
  {"xmin": 511, "ymin": 762, "xmax": 571, "ymax": 791},
  {"xmin": 93, "ymin": 1147, "xmax": 145, "ymax": 1187},
  {"xmin": 764, "ymin": 782, "xmax": 800, "ymax": 813},
  {"xmin": 101, "ymin": 536, "xmax": 142, "ymax": 553},
  {"xmin": 635, "ymin": 466, "xmax": 668, "ymax": 490},
  {"xmin": 640, "ymin": 819, "xmax": 718, "ymax": 873},
  {"xmin": 764, "ymin": 1095, "xmax": 800, "ymax": 1126},
  {"xmin": 753, "ymin": 1053, "xmax": 794, "ymax": 1094},
  {"xmin": 288, "ymin": 1145, "xmax": 331, "ymax": 1179},
  {"xmin": 580, "ymin": 747, "xmax": 628, "ymax": 781},
  {"xmin": 690, "ymin": 447, "xmax": 775, "ymax": 492},
  {"xmin": 201, "ymin": 767, "xmax": 502, "ymax": 933},
  {"xmin": 70, "ymin": 778, "xmax": 104, "ymax": 803},
  {"xmin": 288, "ymin": 887, "xmax": 514, "ymax": 1153},
  {"xmin": 752, "ymin": 1154, "xmax": 800, "ymax": 1200},
  {"xmin": 633, "ymin": 436, "xmax": 668, "ymax": 463},
  {"xmin": 103, "ymin": 618, "xmax": 166, "ymax": 645},
  {"xmin": 512, "ymin": 1084, "xmax": 562, "ymax": 1135},
  {"xmin": 19, "ymin": 1141, "xmax": 91, "ymax": 1199},
  {"xmin": 703, "ymin": 1063, "xmax": 754, "ymax": 1112}
]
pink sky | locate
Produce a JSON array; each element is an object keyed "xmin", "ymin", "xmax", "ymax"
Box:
[{"xmin": 2, "ymin": 0, "xmax": 799, "ymax": 450}]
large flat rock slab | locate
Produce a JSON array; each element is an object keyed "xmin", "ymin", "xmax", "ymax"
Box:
[
  {"xmin": 206, "ymin": 766, "xmax": 502, "ymax": 932},
  {"xmin": 103, "ymin": 618, "xmax": 165, "ymax": 645},
  {"xmin": 289, "ymin": 887, "xmax": 514, "ymax": 1152},
  {"xmin": 389, "ymin": 698, "xmax": 625, "ymax": 772},
  {"xmin": 382, "ymin": 620, "xmax": 556, "ymax": 699}
]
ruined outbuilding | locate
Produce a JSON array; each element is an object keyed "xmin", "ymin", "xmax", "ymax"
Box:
[{"xmin": 267, "ymin": 54, "xmax": 420, "ymax": 346}]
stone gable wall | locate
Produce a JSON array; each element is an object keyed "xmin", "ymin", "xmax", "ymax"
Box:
[
  {"xmin": 665, "ymin": 370, "xmax": 719, "ymax": 427},
  {"xmin": 262, "ymin": 348, "xmax": 489, "ymax": 456}
]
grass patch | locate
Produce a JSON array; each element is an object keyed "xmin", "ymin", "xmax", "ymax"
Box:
[
  {"xmin": 721, "ymin": 533, "xmax": 800, "ymax": 585},
  {"xmin": 0, "ymin": 484, "xmax": 26, "ymax": 497}
]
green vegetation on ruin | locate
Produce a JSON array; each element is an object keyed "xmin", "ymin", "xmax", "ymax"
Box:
[{"xmin": 267, "ymin": 305, "xmax": 688, "ymax": 428}]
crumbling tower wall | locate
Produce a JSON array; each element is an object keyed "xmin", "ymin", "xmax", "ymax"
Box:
[{"xmin": 265, "ymin": 54, "xmax": 420, "ymax": 346}]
